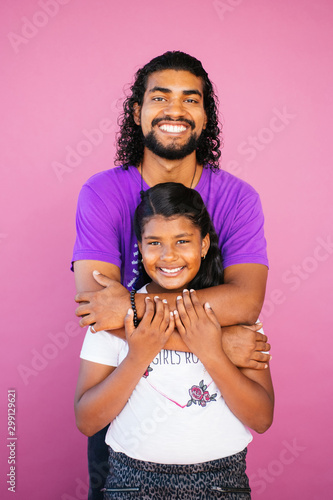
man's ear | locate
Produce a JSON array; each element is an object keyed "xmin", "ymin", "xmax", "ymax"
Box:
[
  {"xmin": 133, "ymin": 103, "xmax": 141, "ymax": 126},
  {"xmin": 203, "ymin": 112, "xmax": 208, "ymax": 130}
]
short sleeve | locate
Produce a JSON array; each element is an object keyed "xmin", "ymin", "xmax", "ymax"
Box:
[
  {"xmin": 80, "ymin": 327, "xmax": 127, "ymax": 366},
  {"xmin": 71, "ymin": 184, "xmax": 122, "ymax": 270},
  {"xmin": 221, "ymin": 191, "xmax": 268, "ymax": 269}
]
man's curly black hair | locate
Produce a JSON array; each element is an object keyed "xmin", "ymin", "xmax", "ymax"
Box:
[{"xmin": 115, "ymin": 51, "xmax": 222, "ymax": 171}]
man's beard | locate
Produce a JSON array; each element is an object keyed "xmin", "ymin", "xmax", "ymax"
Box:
[{"xmin": 143, "ymin": 129, "xmax": 200, "ymax": 161}]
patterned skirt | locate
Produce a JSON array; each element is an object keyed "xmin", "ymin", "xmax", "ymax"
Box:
[{"xmin": 103, "ymin": 447, "xmax": 251, "ymax": 499}]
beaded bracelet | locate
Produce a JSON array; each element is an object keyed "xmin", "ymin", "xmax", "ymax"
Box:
[{"xmin": 130, "ymin": 289, "xmax": 138, "ymax": 328}]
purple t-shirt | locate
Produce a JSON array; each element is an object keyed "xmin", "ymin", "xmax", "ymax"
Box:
[{"xmin": 72, "ymin": 166, "xmax": 268, "ymax": 290}]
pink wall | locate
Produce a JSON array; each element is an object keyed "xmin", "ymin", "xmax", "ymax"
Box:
[{"xmin": 1, "ymin": 0, "xmax": 332, "ymax": 498}]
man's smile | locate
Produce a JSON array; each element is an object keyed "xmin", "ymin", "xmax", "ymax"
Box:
[{"xmin": 159, "ymin": 124, "xmax": 187, "ymax": 134}]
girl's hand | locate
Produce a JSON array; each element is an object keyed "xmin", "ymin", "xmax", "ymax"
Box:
[
  {"xmin": 174, "ymin": 289, "xmax": 223, "ymax": 363},
  {"xmin": 124, "ymin": 296, "xmax": 175, "ymax": 367}
]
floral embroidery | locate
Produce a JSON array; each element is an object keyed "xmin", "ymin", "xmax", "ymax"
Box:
[
  {"xmin": 143, "ymin": 365, "xmax": 153, "ymax": 378},
  {"xmin": 187, "ymin": 380, "xmax": 217, "ymax": 407}
]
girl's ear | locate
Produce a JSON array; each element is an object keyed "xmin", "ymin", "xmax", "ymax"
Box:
[
  {"xmin": 133, "ymin": 103, "xmax": 141, "ymax": 125},
  {"xmin": 137, "ymin": 241, "xmax": 142, "ymax": 254},
  {"xmin": 201, "ymin": 233, "xmax": 210, "ymax": 258}
]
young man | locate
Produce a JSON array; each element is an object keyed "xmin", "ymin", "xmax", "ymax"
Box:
[{"xmin": 72, "ymin": 51, "xmax": 270, "ymax": 500}]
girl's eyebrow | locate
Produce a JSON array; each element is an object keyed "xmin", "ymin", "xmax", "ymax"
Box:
[{"xmin": 143, "ymin": 232, "xmax": 194, "ymax": 240}]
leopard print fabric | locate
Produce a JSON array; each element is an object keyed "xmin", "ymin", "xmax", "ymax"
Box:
[{"xmin": 103, "ymin": 447, "xmax": 251, "ymax": 499}]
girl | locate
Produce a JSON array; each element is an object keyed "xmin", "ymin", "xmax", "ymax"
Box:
[{"xmin": 75, "ymin": 183, "xmax": 274, "ymax": 499}]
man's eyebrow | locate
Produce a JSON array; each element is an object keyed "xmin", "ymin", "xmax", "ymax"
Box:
[{"xmin": 149, "ymin": 86, "xmax": 202, "ymax": 97}]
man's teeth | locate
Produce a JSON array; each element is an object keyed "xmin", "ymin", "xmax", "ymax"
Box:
[
  {"xmin": 159, "ymin": 124, "xmax": 187, "ymax": 133},
  {"xmin": 160, "ymin": 267, "xmax": 183, "ymax": 274}
]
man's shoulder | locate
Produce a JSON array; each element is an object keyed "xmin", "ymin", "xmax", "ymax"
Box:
[
  {"xmin": 202, "ymin": 166, "xmax": 259, "ymax": 198},
  {"xmin": 83, "ymin": 165, "xmax": 133, "ymax": 190}
]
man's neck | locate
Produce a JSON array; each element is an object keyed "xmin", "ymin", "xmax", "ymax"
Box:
[{"xmin": 139, "ymin": 149, "xmax": 202, "ymax": 188}]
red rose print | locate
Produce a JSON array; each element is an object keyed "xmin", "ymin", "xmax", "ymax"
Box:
[
  {"xmin": 186, "ymin": 380, "xmax": 217, "ymax": 407},
  {"xmin": 203, "ymin": 391, "xmax": 210, "ymax": 402},
  {"xmin": 189, "ymin": 385, "xmax": 204, "ymax": 401}
]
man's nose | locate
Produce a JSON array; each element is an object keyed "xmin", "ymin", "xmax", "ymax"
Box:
[{"xmin": 164, "ymin": 98, "xmax": 185, "ymax": 118}]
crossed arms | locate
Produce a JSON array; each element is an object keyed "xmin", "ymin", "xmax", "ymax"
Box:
[{"xmin": 74, "ymin": 259, "xmax": 271, "ymax": 368}]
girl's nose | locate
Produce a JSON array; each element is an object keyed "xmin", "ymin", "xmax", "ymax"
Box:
[{"xmin": 161, "ymin": 245, "xmax": 176, "ymax": 261}]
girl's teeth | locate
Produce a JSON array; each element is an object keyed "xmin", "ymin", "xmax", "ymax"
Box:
[{"xmin": 160, "ymin": 267, "xmax": 182, "ymax": 274}]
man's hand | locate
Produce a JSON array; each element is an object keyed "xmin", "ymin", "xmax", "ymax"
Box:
[
  {"xmin": 75, "ymin": 271, "xmax": 130, "ymax": 331},
  {"xmin": 221, "ymin": 323, "xmax": 271, "ymax": 369}
]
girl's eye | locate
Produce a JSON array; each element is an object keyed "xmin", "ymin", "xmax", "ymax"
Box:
[
  {"xmin": 148, "ymin": 241, "xmax": 160, "ymax": 245},
  {"xmin": 177, "ymin": 240, "xmax": 189, "ymax": 244}
]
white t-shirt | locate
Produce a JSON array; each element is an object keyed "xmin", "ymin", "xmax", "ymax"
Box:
[{"xmin": 80, "ymin": 286, "xmax": 253, "ymax": 464}]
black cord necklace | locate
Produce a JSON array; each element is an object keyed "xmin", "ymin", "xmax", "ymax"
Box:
[{"xmin": 139, "ymin": 162, "xmax": 197, "ymax": 198}]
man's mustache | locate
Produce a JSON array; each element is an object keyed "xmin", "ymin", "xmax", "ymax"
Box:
[{"xmin": 151, "ymin": 117, "xmax": 195, "ymax": 130}]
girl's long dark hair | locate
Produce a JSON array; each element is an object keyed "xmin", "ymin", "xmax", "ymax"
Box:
[
  {"xmin": 115, "ymin": 51, "xmax": 222, "ymax": 171},
  {"xmin": 134, "ymin": 183, "xmax": 223, "ymax": 290}
]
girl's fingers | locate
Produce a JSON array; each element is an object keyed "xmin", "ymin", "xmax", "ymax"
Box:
[
  {"xmin": 165, "ymin": 311, "xmax": 175, "ymax": 338},
  {"xmin": 188, "ymin": 289, "xmax": 206, "ymax": 318},
  {"xmin": 182, "ymin": 289, "xmax": 199, "ymax": 320},
  {"xmin": 204, "ymin": 302, "xmax": 221, "ymax": 328},
  {"xmin": 124, "ymin": 308, "xmax": 135, "ymax": 337},
  {"xmin": 159, "ymin": 299, "xmax": 171, "ymax": 331},
  {"xmin": 173, "ymin": 309, "xmax": 186, "ymax": 336},
  {"xmin": 176, "ymin": 294, "xmax": 191, "ymax": 328},
  {"xmin": 151, "ymin": 296, "xmax": 165, "ymax": 328},
  {"xmin": 141, "ymin": 296, "xmax": 154, "ymax": 325}
]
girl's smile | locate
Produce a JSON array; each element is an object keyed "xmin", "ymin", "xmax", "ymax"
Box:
[{"xmin": 138, "ymin": 215, "xmax": 210, "ymax": 293}]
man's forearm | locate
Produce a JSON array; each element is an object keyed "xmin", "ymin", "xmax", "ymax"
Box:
[{"xmin": 135, "ymin": 284, "xmax": 262, "ymax": 327}]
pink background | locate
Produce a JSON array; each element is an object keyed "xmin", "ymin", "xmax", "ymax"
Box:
[{"xmin": 1, "ymin": 0, "xmax": 332, "ymax": 498}]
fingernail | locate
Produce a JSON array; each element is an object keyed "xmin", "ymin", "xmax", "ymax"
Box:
[
  {"xmin": 145, "ymin": 296, "xmax": 150, "ymax": 302},
  {"xmin": 269, "ymin": 355, "xmax": 272, "ymax": 361},
  {"xmin": 190, "ymin": 289, "xmax": 195, "ymax": 293},
  {"xmin": 154, "ymin": 296, "xmax": 160, "ymax": 301},
  {"xmin": 205, "ymin": 302, "xmax": 212, "ymax": 309},
  {"xmin": 170, "ymin": 311, "xmax": 174, "ymax": 317},
  {"xmin": 127, "ymin": 308, "xmax": 132, "ymax": 314},
  {"xmin": 162, "ymin": 299, "xmax": 168, "ymax": 304},
  {"xmin": 173, "ymin": 310, "xmax": 178, "ymax": 315},
  {"xmin": 93, "ymin": 270, "xmax": 100, "ymax": 275},
  {"xmin": 183, "ymin": 289, "xmax": 188, "ymax": 293},
  {"xmin": 264, "ymin": 364, "xmax": 268, "ymax": 369},
  {"xmin": 177, "ymin": 296, "xmax": 182, "ymax": 300}
]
